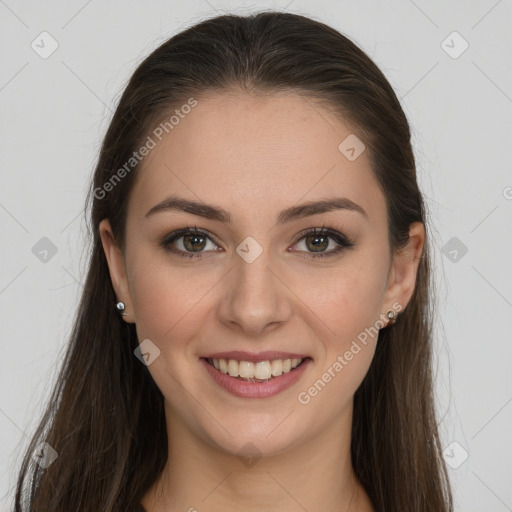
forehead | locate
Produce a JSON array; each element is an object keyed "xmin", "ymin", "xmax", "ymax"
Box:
[{"xmin": 129, "ymin": 92, "xmax": 385, "ymax": 224}]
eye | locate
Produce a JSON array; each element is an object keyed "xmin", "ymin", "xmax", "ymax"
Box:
[
  {"xmin": 160, "ymin": 226, "xmax": 221, "ymax": 259},
  {"xmin": 290, "ymin": 226, "xmax": 355, "ymax": 259},
  {"xmin": 160, "ymin": 225, "xmax": 354, "ymax": 260}
]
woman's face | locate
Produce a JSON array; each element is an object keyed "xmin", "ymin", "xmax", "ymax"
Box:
[{"xmin": 100, "ymin": 91, "xmax": 423, "ymax": 457}]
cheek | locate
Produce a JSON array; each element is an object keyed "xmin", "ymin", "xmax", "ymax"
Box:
[
  {"xmin": 296, "ymin": 253, "xmax": 388, "ymax": 349},
  {"xmin": 127, "ymin": 249, "xmax": 222, "ymax": 353},
  {"xmin": 293, "ymin": 258, "xmax": 387, "ymax": 418}
]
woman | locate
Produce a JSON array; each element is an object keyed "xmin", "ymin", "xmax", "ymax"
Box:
[{"xmin": 14, "ymin": 11, "xmax": 453, "ymax": 511}]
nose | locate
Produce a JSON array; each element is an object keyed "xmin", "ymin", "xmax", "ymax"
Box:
[{"xmin": 217, "ymin": 249, "xmax": 293, "ymax": 337}]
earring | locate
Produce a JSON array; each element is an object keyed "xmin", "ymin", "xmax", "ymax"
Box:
[
  {"xmin": 386, "ymin": 309, "xmax": 397, "ymax": 325},
  {"xmin": 116, "ymin": 301, "xmax": 128, "ymax": 317}
]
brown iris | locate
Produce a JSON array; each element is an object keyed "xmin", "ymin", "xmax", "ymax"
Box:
[
  {"xmin": 183, "ymin": 233, "xmax": 207, "ymax": 252},
  {"xmin": 305, "ymin": 233, "xmax": 329, "ymax": 252}
]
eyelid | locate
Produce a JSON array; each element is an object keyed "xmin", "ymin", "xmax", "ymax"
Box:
[
  {"xmin": 292, "ymin": 226, "xmax": 348, "ymax": 243},
  {"xmin": 289, "ymin": 226, "xmax": 354, "ymax": 258}
]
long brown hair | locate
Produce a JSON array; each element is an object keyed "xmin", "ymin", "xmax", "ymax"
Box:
[{"xmin": 14, "ymin": 11, "xmax": 452, "ymax": 511}]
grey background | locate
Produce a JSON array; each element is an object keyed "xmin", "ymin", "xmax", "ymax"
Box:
[{"xmin": 1, "ymin": 0, "xmax": 511, "ymax": 510}]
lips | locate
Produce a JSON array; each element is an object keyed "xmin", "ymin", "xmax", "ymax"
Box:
[{"xmin": 200, "ymin": 352, "xmax": 313, "ymax": 399}]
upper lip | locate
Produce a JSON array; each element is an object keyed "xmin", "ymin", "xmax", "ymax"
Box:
[{"xmin": 201, "ymin": 351, "xmax": 310, "ymax": 363}]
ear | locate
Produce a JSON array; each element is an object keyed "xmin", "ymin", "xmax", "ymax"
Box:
[
  {"xmin": 99, "ymin": 218, "xmax": 136, "ymax": 323},
  {"xmin": 382, "ymin": 222, "xmax": 425, "ymax": 318}
]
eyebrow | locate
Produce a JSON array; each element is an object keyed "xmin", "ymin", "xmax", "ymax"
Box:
[{"xmin": 144, "ymin": 195, "xmax": 368, "ymax": 224}]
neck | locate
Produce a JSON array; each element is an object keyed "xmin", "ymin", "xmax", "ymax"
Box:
[{"xmin": 142, "ymin": 400, "xmax": 374, "ymax": 512}]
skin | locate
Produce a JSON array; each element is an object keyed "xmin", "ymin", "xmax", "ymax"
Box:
[{"xmin": 100, "ymin": 91, "xmax": 424, "ymax": 512}]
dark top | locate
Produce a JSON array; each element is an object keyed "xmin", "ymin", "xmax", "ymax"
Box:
[{"xmin": 131, "ymin": 504, "xmax": 147, "ymax": 512}]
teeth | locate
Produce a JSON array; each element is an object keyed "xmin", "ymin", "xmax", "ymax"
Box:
[
  {"xmin": 227, "ymin": 359, "xmax": 238, "ymax": 377},
  {"xmin": 209, "ymin": 357, "xmax": 304, "ymax": 380},
  {"xmin": 239, "ymin": 361, "xmax": 255, "ymax": 379},
  {"xmin": 255, "ymin": 361, "xmax": 271, "ymax": 380}
]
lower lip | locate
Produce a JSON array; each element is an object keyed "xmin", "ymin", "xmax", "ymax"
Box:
[{"xmin": 200, "ymin": 357, "xmax": 312, "ymax": 399}]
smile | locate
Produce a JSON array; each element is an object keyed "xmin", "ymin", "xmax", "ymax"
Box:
[{"xmin": 200, "ymin": 355, "xmax": 312, "ymax": 398}]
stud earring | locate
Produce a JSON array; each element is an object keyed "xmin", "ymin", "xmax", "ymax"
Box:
[
  {"xmin": 386, "ymin": 309, "xmax": 397, "ymax": 325},
  {"xmin": 116, "ymin": 301, "xmax": 128, "ymax": 317}
]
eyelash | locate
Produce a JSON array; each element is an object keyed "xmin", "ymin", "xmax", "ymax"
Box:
[{"xmin": 159, "ymin": 224, "xmax": 355, "ymax": 260}]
